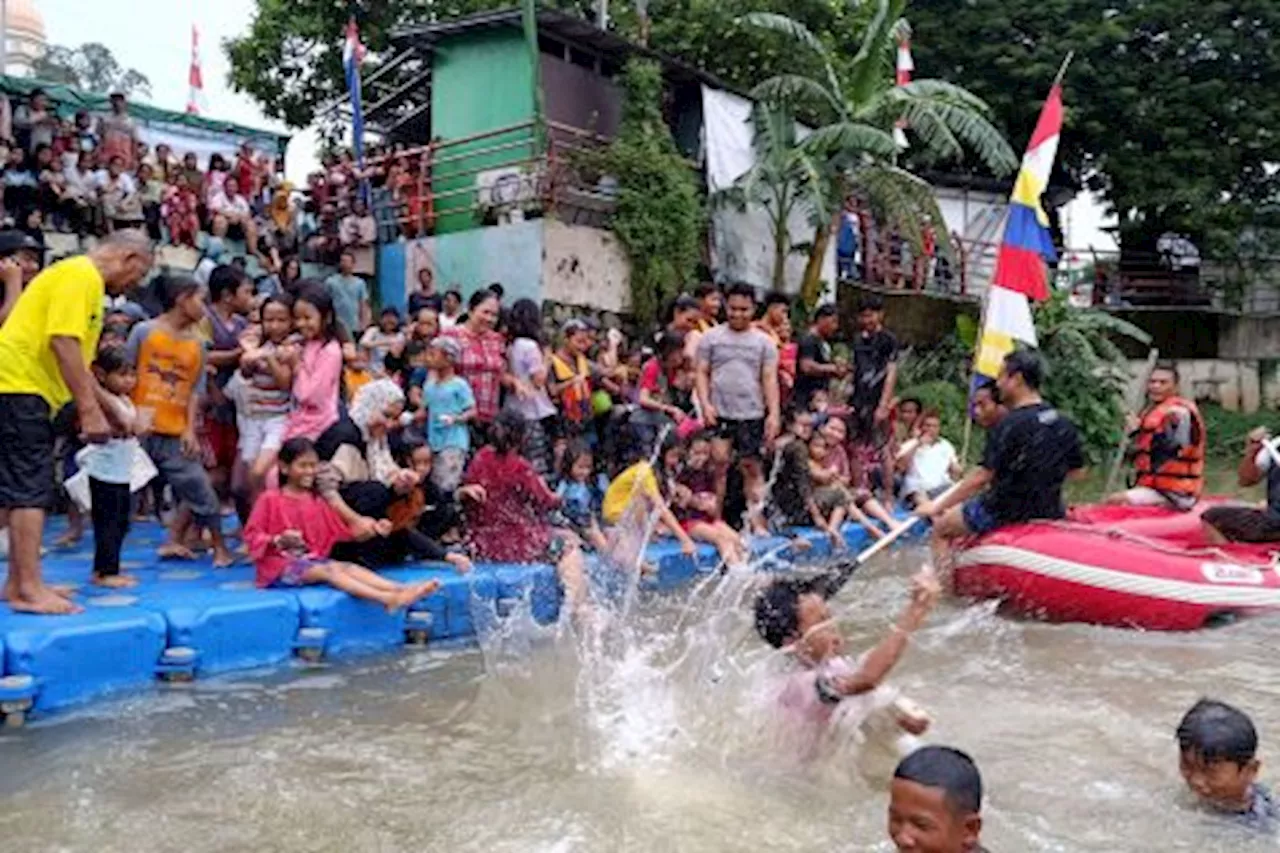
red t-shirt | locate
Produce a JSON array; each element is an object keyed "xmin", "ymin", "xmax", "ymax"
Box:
[
  {"xmin": 463, "ymin": 446, "xmax": 560, "ymax": 563},
  {"xmin": 244, "ymin": 489, "xmax": 353, "ymax": 587}
]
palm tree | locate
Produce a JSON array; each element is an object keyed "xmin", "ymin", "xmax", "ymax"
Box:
[
  {"xmin": 715, "ymin": 102, "xmax": 834, "ymax": 292},
  {"xmin": 743, "ymin": 0, "xmax": 1019, "ymax": 304}
]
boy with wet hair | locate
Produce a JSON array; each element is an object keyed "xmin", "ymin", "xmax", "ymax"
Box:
[
  {"xmin": 753, "ymin": 566, "xmax": 939, "ymax": 760},
  {"xmin": 888, "ymin": 745, "xmax": 987, "ymax": 853},
  {"xmin": 1176, "ymin": 698, "xmax": 1280, "ymax": 829}
]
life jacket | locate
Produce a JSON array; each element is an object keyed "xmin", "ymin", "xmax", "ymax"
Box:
[
  {"xmin": 551, "ymin": 352, "xmax": 593, "ymax": 424},
  {"xmin": 1131, "ymin": 396, "xmax": 1206, "ymax": 499}
]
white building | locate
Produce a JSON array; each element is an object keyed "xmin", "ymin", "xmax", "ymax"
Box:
[{"xmin": 2, "ymin": 0, "xmax": 46, "ymax": 78}]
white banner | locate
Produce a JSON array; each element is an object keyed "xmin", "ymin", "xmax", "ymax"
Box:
[{"xmin": 701, "ymin": 86, "xmax": 835, "ymax": 299}]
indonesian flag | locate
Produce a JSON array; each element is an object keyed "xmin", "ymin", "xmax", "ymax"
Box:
[
  {"xmin": 186, "ymin": 25, "xmax": 204, "ymax": 115},
  {"xmin": 893, "ymin": 36, "xmax": 913, "ymax": 149}
]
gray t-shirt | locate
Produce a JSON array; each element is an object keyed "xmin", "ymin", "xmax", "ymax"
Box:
[
  {"xmin": 697, "ymin": 324, "xmax": 777, "ymax": 421},
  {"xmin": 507, "ymin": 337, "xmax": 557, "ymax": 422}
]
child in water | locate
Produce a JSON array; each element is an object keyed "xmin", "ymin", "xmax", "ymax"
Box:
[
  {"xmin": 244, "ymin": 437, "xmax": 440, "ymax": 611},
  {"xmin": 754, "ymin": 566, "xmax": 939, "ymax": 760},
  {"xmin": 1176, "ymin": 698, "xmax": 1280, "ymax": 830},
  {"xmin": 888, "ymin": 746, "xmax": 988, "ymax": 853}
]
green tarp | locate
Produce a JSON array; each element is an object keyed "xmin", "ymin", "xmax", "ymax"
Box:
[{"xmin": 0, "ymin": 74, "xmax": 289, "ymax": 152}]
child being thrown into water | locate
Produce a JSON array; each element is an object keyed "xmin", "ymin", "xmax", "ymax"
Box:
[
  {"xmin": 1176, "ymin": 698, "xmax": 1280, "ymax": 831},
  {"xmin": 753, "ymin": 566, "xmax": 939, "ymax": 761}
]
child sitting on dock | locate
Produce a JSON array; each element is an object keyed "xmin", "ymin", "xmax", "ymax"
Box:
[
  {"xmin": 753, "ymin": 566, "xmax": 939, "ymax": 761},
  {"xmin": 244, "ymin": 437, "xmax": 440, "ymax": 611},
  {"xmin": 1176, "ymin": 698, "xmax": 1280, "ymax": 830},
  {"xmin": 673, "ymin": 433, "xmax": 749, "ymax": 569},
  {"xmin": 770, "ymin": 412, "xmax": 850, "ymax": 549},
  {"xmin": 601, "ymin": 440, "xmax": 698, "ymax": 557},
  {"xmin": 555, "ymin": 442, "xmax": 610, "ymax": 553}
]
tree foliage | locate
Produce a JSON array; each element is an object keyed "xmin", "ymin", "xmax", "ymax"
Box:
[
  {"xmin": 32, "ymin": 43, "xmax": 151, "ymax": 98},
  {"xmin": 741, "ymin": 0, "xmax": 1016, "ymax": 303},
  {"xmin": 907, "ymin": 0, "xmax": 1280, "ymax": 254},
  {"xmin": 225, "ymin": 0, "xmax": 591, "ymax": 130},
  {"xmin": 715, "ymin": 102, "xmax": 832, "ymax": 292},
  {"xmin": 585, "ymin": 60, "xmax": 705, "ymax": 323}
]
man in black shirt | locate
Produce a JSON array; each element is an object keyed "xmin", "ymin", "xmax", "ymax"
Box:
[
  {"xmin": 794, "ymin": 304, "xmax": 847, "ymax": 411},
  {"xmin": 918, "ymin": 349, "xmax": 1085, "ymax": 561},
  {"xmin": 851, "ymin": 294, "xmax": 899, "ymax": 437}
]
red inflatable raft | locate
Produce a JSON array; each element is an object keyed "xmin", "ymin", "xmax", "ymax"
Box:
[{"xmin": 952, "ymin": 503, "xmax": 1280, "ymax": 631}]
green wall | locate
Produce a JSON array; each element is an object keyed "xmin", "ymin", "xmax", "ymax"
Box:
[{"xmin": 430, "ymin": 30, "xmax": 538, "ymax": 234}]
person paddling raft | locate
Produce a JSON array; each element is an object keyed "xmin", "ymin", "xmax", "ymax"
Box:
[{"xmin": 1106, "ymin": 361, "xmax": 1206, "ymax": 511}]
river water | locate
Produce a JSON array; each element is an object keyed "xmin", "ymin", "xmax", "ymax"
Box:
[{"xmin": 1, "ymin": 545, "xmax": 1278, "ymax": 852}]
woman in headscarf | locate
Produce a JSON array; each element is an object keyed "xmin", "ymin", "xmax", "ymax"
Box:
[{"xmin": 347, "ymin": 378, "xmax": 408, "ymax": 486}]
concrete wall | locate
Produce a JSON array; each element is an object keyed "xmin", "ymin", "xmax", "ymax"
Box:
[
  {"xmin": 381, "ymin": 219, "xmax": 545, "ymax": 313},
  {"xmin": 541, "ymin": 220, "xmax": 630, "ymax": 313},
  {"xmin": 1218, "ymin": 314, "xmax": 1280, "ymax": 360},
  {"xmin": 379, "ymin": 219, "xmax": 627, "ymax": 315},
  {"xmin": 1127, "ymin": 358, "xmax": 1280, "ymax": 414}
]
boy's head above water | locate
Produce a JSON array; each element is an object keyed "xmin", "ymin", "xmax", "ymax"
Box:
[
  {"xmin": 754, "ymin": 578, "xmax": 843, "ymax": 664},
  {"xmin": 1176, "ymin": 698, "xmax": 1260, "ymax": 813},
  {"xmin": 889, "ymin": 746, "xmax": 983, "ymax": 853}
]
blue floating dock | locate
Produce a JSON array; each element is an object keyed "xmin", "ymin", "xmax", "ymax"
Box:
[{"xmin": 0, "ymin": 512, "xmax": 921, "ymax": 721}]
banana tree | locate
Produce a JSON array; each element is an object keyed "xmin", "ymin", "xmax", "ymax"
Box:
[
  {"xmin": 714, "ymin": 101, "xmax": 834, "ymax": 292},
  {"xmin": 744, "ymin": 0, "xmax": 1019, "ymax": 305}
]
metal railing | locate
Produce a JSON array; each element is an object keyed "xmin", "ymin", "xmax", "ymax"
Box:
[
  {"xmin": 838, "ymin": 229, "xmax": 1280, "ymax": 315},
  {"xmin": 366, "ymin": 119, "xmax": 616, "ymax": 239}
]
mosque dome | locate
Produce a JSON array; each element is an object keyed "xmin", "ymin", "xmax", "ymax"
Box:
[
  {"xmin": 3, "ymin": 0, "xmax": 47, "ymax": 78},
  {"xmin": 6, "ymin": 0, "xmax": 45, "ymax": 40}
]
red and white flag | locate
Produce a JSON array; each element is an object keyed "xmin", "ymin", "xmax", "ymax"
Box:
[
  {"xmin": 894, "ymin": 36, "xmax": 913, "ymax": 149},
  {"xmin": 186, "ymin": 25, "xmax": 204, "ymax": 115}
]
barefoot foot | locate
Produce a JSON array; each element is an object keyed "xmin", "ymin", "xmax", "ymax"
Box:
[
  {"xmin": 53, "ymin": 530, "xmax": 83, "ymax": 549},
  {"xmin": 212, "ymin": 548, "xmax": 236, "ymax": 569},
  {"xmin": 8, "ymin": 587, "xmax": 82, "ymax": 615},
  {"xmin": 387, "ymin": 579, "xmax": 441, "ymax": 612},
  {"xmin": 92, "ymin": 574, "xmax": 139, "ymax": 589},
  {"xmin": 158, "ymin": 544, "xmax": 197, "ymax": 561}
]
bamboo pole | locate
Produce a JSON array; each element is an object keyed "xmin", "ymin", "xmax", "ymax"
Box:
[{"xmin": 1103, "ymin": 347, "xmax": 1160, "ymax": 497}]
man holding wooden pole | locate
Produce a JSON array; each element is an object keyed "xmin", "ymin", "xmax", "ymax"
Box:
[{"xmin": 1104, "ymin": 361, "xmax": 1206, "ymax": 511}]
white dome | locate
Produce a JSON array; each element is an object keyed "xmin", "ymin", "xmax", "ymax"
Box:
[{"xmin": 5, "ymin": 0, "xmax": 45, "ymax": 40}]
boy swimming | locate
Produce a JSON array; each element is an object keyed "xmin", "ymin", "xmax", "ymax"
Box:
[
  {"xmin": 888, "ymin": 745, "xmax": 988, "ymax": 853},
  {"xmin": 1176, "ymin": 698, "xmax": 1280, "ymax": 830},
  {"xmin": 753, "ymin": 565, "xmax": 940, "ymax": 760}
]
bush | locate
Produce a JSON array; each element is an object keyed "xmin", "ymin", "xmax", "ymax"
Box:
[{"xmin": 1201, "ymin": 403, "xmax": 1280, "ymax": 461}]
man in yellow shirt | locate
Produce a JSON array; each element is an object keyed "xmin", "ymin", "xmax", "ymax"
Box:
[{"xmin": 0, "ymin": 232, "xmax": 153, "ymax": 615}]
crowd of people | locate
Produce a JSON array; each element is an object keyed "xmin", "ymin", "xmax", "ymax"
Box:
[
  {"xmin": 0, "ymin": 204, "xmax": 1278, "ymax": 846},
  {"xmin": 0, "ymin": 225, "xmax": 949, "ymax": 618},
  {"xmin": 0, "ymin": 88, "xmax": 386, "ymax": 276}
]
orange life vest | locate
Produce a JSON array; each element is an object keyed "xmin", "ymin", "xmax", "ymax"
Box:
[
  {"xmin": 551, "ymin": 352, "xmax": 593, "ymax": 424},
  {"xmin": 1132, "ymin": 396, "xmax": 1206, "ymax": 499}
]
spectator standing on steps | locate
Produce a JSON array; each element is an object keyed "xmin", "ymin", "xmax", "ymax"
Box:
[{"xmin": 325, "ymin": 249, "xmax": 370, "ymax": 339}]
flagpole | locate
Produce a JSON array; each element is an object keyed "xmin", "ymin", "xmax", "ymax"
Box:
[{"xmin": 1053, "ymin": 51, "xmax": 1075, "ymax": 88}]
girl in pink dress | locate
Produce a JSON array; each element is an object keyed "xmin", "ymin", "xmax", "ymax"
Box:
[{"xmin": 244, "ymin": 437, "xmax": 439, "ymax": 610}]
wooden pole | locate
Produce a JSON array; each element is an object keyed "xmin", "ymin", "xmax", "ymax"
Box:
[{"xmin": 1103, "ymin": 347, "xmax": 1160, "ymax": 497}]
